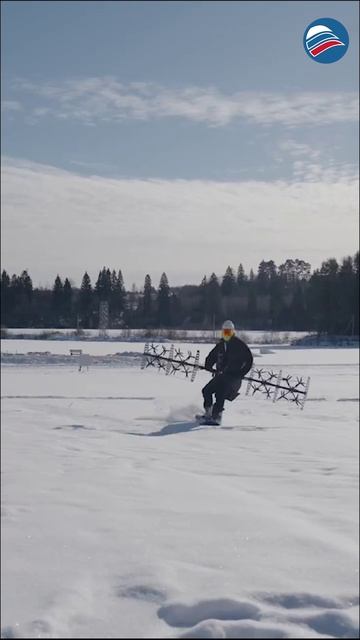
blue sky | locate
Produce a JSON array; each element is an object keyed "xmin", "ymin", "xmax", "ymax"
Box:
[{"xmin": 1, "ymin": 1, "xmax": 359, "ymax": 287}]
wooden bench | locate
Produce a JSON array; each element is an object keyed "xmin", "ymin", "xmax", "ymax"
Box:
[{"xmin": 69, "ymin": 348, "xmax": 91, "ymax": 371}]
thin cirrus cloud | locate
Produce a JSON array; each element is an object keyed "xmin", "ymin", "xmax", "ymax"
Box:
[
  {"xmin": 1, "ymin": 156, "xmax": 358, "ymax": 287},
  {"xmin": 1, "ymin": 100, "xmax": 23, "ymax": 112},
  {"xmin": 9, "ymin": 77, "xmax": 359, "ymax": 127},
  {"xmin": 274, "ymin": 139, "xmax": 358, "ymax": 182}
]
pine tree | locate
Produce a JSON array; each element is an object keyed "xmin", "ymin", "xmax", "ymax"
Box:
[
  {"xmin": 157, "ymin": 272, "xmax": 171, "ymax": 326},
  {"xmin": 10, "ymin": 274, "xmax": 21, "ymax": 293},
  {"xmin": 109, "ymin": 269, "xmax": 125, "ymax": 319},
  {"xmin": 338, "ymin": 256, "xmax": 356, "ymax": 335},
  {"xmin": 110, "ymin": 269, "xmax": 117, "ymax": 299},
  {"xmin": 52, "ymin": 275, "xmax": 64, "ymax": 324},
  {"xmin": 143, "ymin": 274, "xmax": 152, "ymax": 319},
  {"xmin": 1, "ymin": 270, "xmax": 10, "ymax": 290},
  {"xmin": 353, "ymin": 251, "xmax": 359, "ymax": 275},
  {"xmin": 236, "ymin": 264, "xmax": 246, "ymax": 286},
  {"xmin": 110, "ymin": 269, "xmax": 126, "ymax": 324},
  {"xmin": 105, "ymin": 268, "xmax": 111, "ymax": 296},
  {"xmin": 95, "ymin": 267, "xmax": 111, "ymax": 301},
  {"xmin": 63, "ymin": 278, "xmax": 73, "ymax": 322},
  {"xmin": 206, "ymin": 273, "xmax": 222, "ymax": 323},
  {"xmin": 79, "ymin": 272, "xmax": 93, "ymax": 327},
  {"xmin": 170, "ymin": 292, "xmax": 182, "ymax": 328},
  {"xmin": 289, "ymin": 282, "xmax": 307, "ymax": 330},
  {"xmin": 308, "ymin": 259, "xmax": 340, "ymax": 334},
  {"xmin": 199, "ymin": 276, "xmax": 208, "ymax": 300},
  {"xmin": 353, "ymin": 251, "xmax": 359, "ymax": 334},
  {"xmin": 1, "ymin": 270, "xmax": 11, "ymax": 325},
  {"xmin": 116, "ymin": 270, "xmax": 126, "ymax": 312},
  {"xmin": 247, "ymin": 270, "xmax": 257, "ymax": 324},
  {"xmin": 20, "ymin": 270, "xmax": 33, "ymax": 302},
  {"xmin": 221, "ymin": 266, "xmax": 236, "ymax": 296}
]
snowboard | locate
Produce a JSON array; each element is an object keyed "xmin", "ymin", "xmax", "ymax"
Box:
[{"xmin": 195, "ymin": 413, "xmax": 222, "ymax": 426}]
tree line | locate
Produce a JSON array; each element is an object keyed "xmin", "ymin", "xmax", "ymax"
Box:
[{"xmin": 1, "ymin": 253, "xmax": 359, "ymax": 335}]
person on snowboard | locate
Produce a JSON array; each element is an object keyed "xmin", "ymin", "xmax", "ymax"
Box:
[{"xmin": 202, "ymin": 320, "xmax": 253, "ymax": 423}]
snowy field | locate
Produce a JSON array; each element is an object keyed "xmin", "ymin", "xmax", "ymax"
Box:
[
  {"xmin": 3, "ymin": 329, "xmax": 310, "ymax": 345},
  {"xmin": 1, "ymin": 341, "xmax": 359, "ymax": 639}
]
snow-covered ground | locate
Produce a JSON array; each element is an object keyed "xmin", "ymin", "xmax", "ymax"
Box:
[
  {"xmin": 3, "ymin": 328, "xmax": 310, "ymax": 345},
  {"xmin": 1, "ymin": 342, "xmax": 359, "ymax": 639}
]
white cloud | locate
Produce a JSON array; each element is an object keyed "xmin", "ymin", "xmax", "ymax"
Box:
[
  {"xmin": 278, "ymin": 140, "xmax": 321, "ymax": 160},
  {"xmin": 10, "ymin": 77, "xmax": 359, "ymax": 127},
  {"xmin": 69, "ymin": 159, "xmax": 121, "ymax": 172},
  {"xmin": 1, "ymin": 157, "xmax": 358, "ymax": 288},
  {"xmin": 275, "ymin": 139, "xmax": 358, "ymax": 182},
  {"xmin": 1, "ymin": 100, "xmax": 22, "ymax": 112}
]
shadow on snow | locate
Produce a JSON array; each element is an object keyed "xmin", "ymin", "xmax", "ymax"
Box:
[{"xmin": 128, "ymin": 420, "xmax": 210, "ymax": 437}]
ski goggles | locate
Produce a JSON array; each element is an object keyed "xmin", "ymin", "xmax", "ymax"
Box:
[{"xmin": 222, "ymin": 328, "xmax": 234, "ymax": 337}]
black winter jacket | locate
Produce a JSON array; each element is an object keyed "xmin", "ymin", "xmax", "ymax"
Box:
[{"xmin": 204, "ymin": 336, "xmax": 253, "ymax": 378}]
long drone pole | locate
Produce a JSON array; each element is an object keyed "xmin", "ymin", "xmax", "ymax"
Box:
[{"xmin": 141, "ymin": 343, "xmax": 311, "ymax": 409}]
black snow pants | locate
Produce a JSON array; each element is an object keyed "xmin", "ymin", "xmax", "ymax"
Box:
[{"xmin": 202, "ymin": 373, "xmax": 243, "ymax": 417}]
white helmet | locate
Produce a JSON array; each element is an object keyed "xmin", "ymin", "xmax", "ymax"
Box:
[{"xmin": 222, "ymin": 320, "xmax": 235, "ymax": 331}]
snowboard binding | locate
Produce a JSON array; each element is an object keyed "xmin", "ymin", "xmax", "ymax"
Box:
[{"xmin": 195, "ymin": 411, "xmax": 222, "ymax": 426}]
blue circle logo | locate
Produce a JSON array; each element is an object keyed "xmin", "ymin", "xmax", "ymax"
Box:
[{"xmin": 304, "ymin": 18, "xmax": 349, "ymax": 63}]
